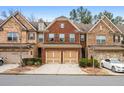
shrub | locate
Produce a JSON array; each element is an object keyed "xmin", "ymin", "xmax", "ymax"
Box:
[
  {"xmin": 79, "ymin": 58, "xmax": 88, "ymax": 67},
  {"xmin": 27, "ymin": 61, "xmax": 34, "ymax": 65},
  {"xmin": 79, "ymin": 58, "xmax": 100, "ymax": 68},
  {"xmin": 22, "ymin": 58, "xmax": 42, "ymax": 66}
]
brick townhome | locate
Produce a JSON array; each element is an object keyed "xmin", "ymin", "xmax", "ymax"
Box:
[{"xmin": 0, "ymin": 12, "xmax": 124, "ymax": 64}]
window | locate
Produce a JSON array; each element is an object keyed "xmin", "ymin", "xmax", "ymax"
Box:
[
  {"xmin": 59, "ymin": 34, "xmax": 65, "ymax": 42},
  {"xmin": 96, "ymin": 36, "xmax": 106, "ymax": 44},
  {"xmin": 80, "ymin": 35, "xmax": 85, "ymax": 41},
  {"xmin": 28, "ymin": 32, "xmax": 35, "ymax": 40},
  {"xmin": 69, "ymin": 34, "xmax": 75, "ymax": 43},
  {"xmin": 7, "ymin": 32, "xmax": 18, "ymax": 41},
  {"xmin": 60, "ymin": 23, "xmax": 64, "ymax": 28},
  {"xmin": 113, "ymin": 35, "xmax": 120, "ymax": 43},
  {"xmin": 30, "ymin": 51, "xmax": 32, "ymax": 55},
  {"xmin": 49, "ymin": 34, "xmax": 54, "ymax": 41},
  {"xmin": 38, "ymin": 34, "xmax": 44, "ymax": 42}
]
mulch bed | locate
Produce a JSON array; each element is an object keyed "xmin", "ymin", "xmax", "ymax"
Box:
[
  {"xmin": 81, "ymin": 67, "xmax": 109, "ymax": 75},
  {"xmin": 4, "ymin": 66, "xmax": 39, "ymax": 74}
]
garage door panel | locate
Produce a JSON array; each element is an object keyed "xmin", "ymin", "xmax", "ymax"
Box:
[
  {"xmin": 63, "ymin": 50, "xmax": 78, "ymax": 64},
  {"xmin": 46, "ymin": 50, "xmax": 61, "ymax": 64},
  {"xmin": 0, "ymin": 52, "xmax": 20, "ymax": 64},
  {"xmin": 0, "ymin": 52, "xmax": 32, "ymax": 64},
  {"xmin": 71, "ymin": 52, "xmax": 77, "ymax": 58}
]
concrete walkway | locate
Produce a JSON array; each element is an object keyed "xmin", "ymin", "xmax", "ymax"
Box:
[
  {"xmin": 0, "ymin": 64, "xmax": 19, "ymax": 73},
  {"xmin": 25, "ymin": 64, "xmax": 87, "ymax": 75}
]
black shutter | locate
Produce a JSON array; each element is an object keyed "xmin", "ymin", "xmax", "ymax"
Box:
[{"xmin": 113, "ymin": 35, "xmax": 115, "ymax": 42}]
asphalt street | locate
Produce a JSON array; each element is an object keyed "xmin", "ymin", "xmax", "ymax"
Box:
[{"xmin": 0, "ymin": 75, "xmax": 124, "ymax": 86}]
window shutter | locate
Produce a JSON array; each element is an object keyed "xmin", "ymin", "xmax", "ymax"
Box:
[
  {"xmin": 113, "ymin": 35, "xmax": 115, "ymax": 42},
  {"xmin": 118, "ymin": 36, "xmax": 120, "ymax": 42}
]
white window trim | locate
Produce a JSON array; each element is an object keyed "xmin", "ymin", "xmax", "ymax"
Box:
[
  {"xmin": 69, "ymin": 34, "xmax": 75, "ymax": 43},
  {"xmin": 8, "ymin": 32, "xmax": 18, "ymax": 41},
  {"xmin": 96, "ymin": 35, "xmax": 106, "ymax": 44},
  {"xmin": 80, "ymin": 35, "xmax": 85, "ymax": 41},
  {"xmin": 38, "ymin": 34, "xmax": 44, "ymax": 42},
  {"xmin": 60, "ymin": 23, "xmax": 64, "ymax": 28}
]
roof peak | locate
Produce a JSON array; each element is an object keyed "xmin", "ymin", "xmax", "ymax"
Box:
[{"xmin": 56, "ymin": 16, "xmax": 68, "ymax": 20}]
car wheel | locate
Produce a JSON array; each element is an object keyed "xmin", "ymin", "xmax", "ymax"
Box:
[
  {"xmin": 0, "ymin": 60, "xmax": 3, "ymax": 66},
  {"xmin": 101, "ymin": 63, "xmax": 104, "ymax": 68},
  {"xmin": 112, "ymin": 66, "xmax": 116, "ymax": 72}
]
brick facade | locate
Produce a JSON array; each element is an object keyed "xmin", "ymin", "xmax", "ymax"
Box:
[{"xmin": 0, "ymin": 12, "xmax": 124, "ymax": 64}]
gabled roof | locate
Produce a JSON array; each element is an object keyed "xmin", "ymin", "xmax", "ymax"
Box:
[
  {"xmin": 45, "ymin": 16, "xmax": 81, "ymax": 32},
  {"xmin": 88, "ymin": 15, "xmax": 122, "ymax": 33},
  {"xmin": 1, "ymin": 13, "xmax": 124, "ymax": 34},
  {"xmin": 14, "ymin": 12, "xmax": 37, "ymax": 31},
  {"xmin": 0, "ymin": 12, "xmax": 37, "ymax": 31},
  {"xmin": 103, "ymin": 15, "xmax": 122, "ymax": 33},
  {"xmin": 116, "ymin": 24, "xmax": 124, "ymax": 33},
  {"xmin": 0, "ymin": 19, "xmax": 3, "ymax": 24},
  {"xmin": 0, "ymin": 14, "xmax": 27, "ymax": 30},
  {"xmin": 74, "ymin": 23, "xmax": 93, "ymax": 32}
]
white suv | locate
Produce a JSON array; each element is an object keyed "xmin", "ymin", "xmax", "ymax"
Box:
[{"xmin": 101, "ymin": 58, "xmax": 124, "ymax": 72}]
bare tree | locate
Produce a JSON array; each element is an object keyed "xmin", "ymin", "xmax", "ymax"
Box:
[
  {"xmin": 28, "ymin": 14, "xmax": 37, "ymax": 22},
  {"xmin": 1, "ymin": 11, "xmax": 8, "ymax": 18},
  {"xmin": 0, "ymin": 9, "xmax": 21, "ymax": 19}
]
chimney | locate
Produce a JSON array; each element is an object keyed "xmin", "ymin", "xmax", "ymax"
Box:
[{"xmin": 38, "ymin": 18, "xmax": 45, "ymax": 31}]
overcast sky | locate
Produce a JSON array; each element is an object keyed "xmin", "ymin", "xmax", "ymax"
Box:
[{"xmin": 0, "ymin": 6, "xmax": 124, "ymax": 21}]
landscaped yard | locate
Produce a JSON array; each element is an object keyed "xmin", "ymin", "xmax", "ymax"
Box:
[
  {"xmin": 79, "ymin": 58, "xmax": 109, "ymax": 75},
  {"xmin": 81, "ymin": 67, "xmax": 109, "ymax": 75},
  {"xmin": 4, "ymin": 66, "xmax": 39, "ymax": 74}
]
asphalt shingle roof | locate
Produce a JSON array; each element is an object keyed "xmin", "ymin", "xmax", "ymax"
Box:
[
  {"xmin": 0, "ymin": 15, "xmax": 124, "ymax": 33},
  {"xmin": 74, "ymin": 23, "xmax": 94, "ymax": 32}
]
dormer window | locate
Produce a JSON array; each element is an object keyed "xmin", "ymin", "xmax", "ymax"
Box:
[{"xmin": 60, "ymin": 23, "xmax": 64, "ymax": 28}]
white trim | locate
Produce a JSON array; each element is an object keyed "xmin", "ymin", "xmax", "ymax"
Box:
[
  {"xmin": 88, "ymin": 19, "xmax": 102, "ymax": 32},
  {"xmin": 45, "ymin": 18, "xmax": 80, "ymax": 32},
  {"xmin": 0, "ymin": 15, "xmax": 27, "ymax": 30},
  {"xmin": 103, "ymin": 15, "xmax": 122, "ymax": 33},
  {"xmin": 12, "ymin": 16, "xmax": 27, "ymax": 30},
  {"xmin": 17, "ymin": 12, "xmax": 37, "ymax": 31},
  {"xmin": 44, "ymin": 19, "xmax": 57, "ymax": 31},
  {"xmin": 0, "ymin": 16, "xmax": 12, "ymax": 27},
  {"xmin": 88, "ymin": 17, "xmax": 115, "ymax": 33},
  {"xmin": 88, "ymin": 15, "xmax": 122, "ymax": 33},
  {"xmin": 68, "ymin": 20, "xmax": 81, "ymax": 31},
  {"xmin": 101, "ymin": 20, "xmax": 115, "ymax": 33}
]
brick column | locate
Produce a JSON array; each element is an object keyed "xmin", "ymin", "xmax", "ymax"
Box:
[{"xmin": 42, "ymin": 48, "xmax": 46, "ymax": 64}]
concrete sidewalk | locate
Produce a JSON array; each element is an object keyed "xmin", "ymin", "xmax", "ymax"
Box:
[{"xmin": 24, "ymin": 64, "xmax": 87, "ymax": 75}]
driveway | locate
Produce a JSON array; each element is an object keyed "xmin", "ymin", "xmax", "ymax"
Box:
[
  {"xmin": 0, "ymin": 64, "xmax": 19, "ymax": 73},
  {"xmin": 25, "ymin": 64, "xmax": 87, "ymax": 75}
]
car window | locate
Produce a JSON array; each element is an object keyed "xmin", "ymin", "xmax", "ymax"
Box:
[{"xmin": 105, "ymin": 59, "xmax": 110, "ymax": 62}]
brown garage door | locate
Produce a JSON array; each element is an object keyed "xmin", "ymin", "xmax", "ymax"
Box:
[
  {"xmin": 63, "ymin": 50, "xmax": 78, "ymax": 64},
  {"xmin": 46, "ymin": 50, "xmax": 61, "ymax": 64}
]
